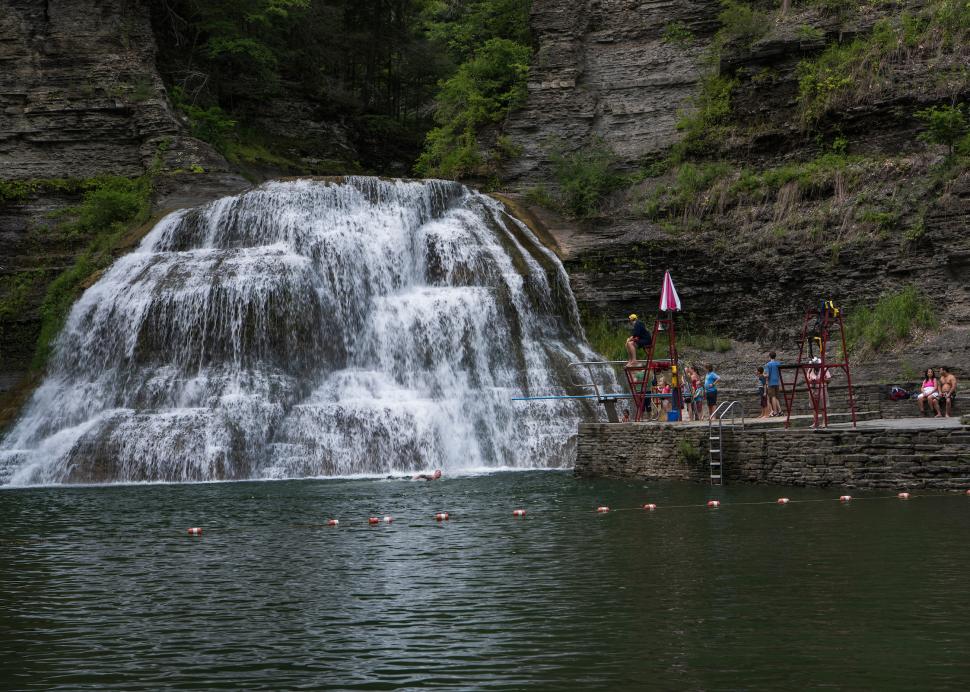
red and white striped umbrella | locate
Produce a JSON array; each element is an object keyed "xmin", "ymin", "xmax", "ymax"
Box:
[{"xmin": 659, "ymin": 270, "xmax": 682, "ymax": 312}]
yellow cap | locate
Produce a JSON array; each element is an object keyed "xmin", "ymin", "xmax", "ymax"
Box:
[{"xmin": 628, "ymin": 313, "xmax": 637, "ymax": 320}]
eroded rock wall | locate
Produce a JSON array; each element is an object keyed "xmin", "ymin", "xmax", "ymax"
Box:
[
  {"xmin": 502, "ymin": 0, "xmax": 970, "ymax": 375},
  {"xmin": 502, "ymin": 0, "xmax": 720, "ymax": 182}
]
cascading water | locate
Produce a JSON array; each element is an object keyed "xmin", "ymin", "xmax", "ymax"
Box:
[{"xmin": 0, "ymin": 178, "xmax": 606, "ymax": 485}]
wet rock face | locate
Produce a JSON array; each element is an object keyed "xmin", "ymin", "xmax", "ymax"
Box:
[
  {"xmin": 0, "ymin": 0, "xmax": 182, "ymax": 178},
  {"xmin": 501, "ymin": 0, "xmax": 720, "ymax": 182}
]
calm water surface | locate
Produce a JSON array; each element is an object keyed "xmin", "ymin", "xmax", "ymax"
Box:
[{"xmin": 2, "ymin": 472, "xmax": 970, "ymax": 690}]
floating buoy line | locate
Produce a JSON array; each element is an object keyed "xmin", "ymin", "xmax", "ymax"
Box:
[{"xmin": 185, "ymin": 491, "xmax": 970, "ymax": 535}]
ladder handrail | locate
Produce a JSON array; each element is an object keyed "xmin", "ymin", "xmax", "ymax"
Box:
[{"xmin": 707, "ymin": 400, "xmax": 745, "ymax": 486}]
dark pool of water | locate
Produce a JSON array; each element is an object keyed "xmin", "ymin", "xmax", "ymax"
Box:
[{"xmin": 3, "ymin": 472, "xmax": 970, "ymax": 690}]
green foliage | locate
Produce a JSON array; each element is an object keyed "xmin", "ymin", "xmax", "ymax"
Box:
[
  {"xmin": 662, "ymin": 21, "xmax": 695, "ymax": 46},
  {"xmin": 730, "ymin": 152, "xmax": 857, "ymax": 197},
  {"xmin": 675, "ymin": 74, "xmax": 736, "ymax": 158},
  {"xmin": 676, "ymin": 439, "xmax": 703, "ymax": 465},
  {"xmin": 170, "ymin": 86, "xmax": 238, "ymax": 148},
  {"xmin": 550, "ymin": 140, "xmax": 624, "ymax": 219},
  {"xmin": 858, "ymin": 208, "xmax": 898, "ymax": 233},
  {"xmin": 415, "ymin": 37, "xmax": 530, "ymax": 178},
  {"xmin": 640, "ymin": 161, "xmax": 732, "ymax": 222},
  {"xmin": 915, "ymin": 103, "xmax": 968, "ymax": 156},
  {"xmin": 0, "ymin": 271, "xmax": 38, "ymax": 322},
  {"xmin": 845, "ymin": 286, "xmax": 938, "ymax": 355},
  {"xmin": 680, "ymin": 330, "xmax": 732, "ymax": 353},
  {"xmin": 717, "ymin": 0, "xmax": 769, "ymax": 47},
  {"xmin": 524, "ymin": 183, "xmax": 556, "ymax": 209},
  {"xmin": 796, "ymin": 2, "xmax": 970, "ymax": 123},
  {"xmin": 424, "ymin": 0, "xmax": 531, "ymax": 64},
  {"xmin": 796, "ymin": 24, "xmax": 825, "ymax": 42},
  {"xmin": 156, "ymin": 0, "xmax": 531, "ymax": 174},
  {"xmin": 0, "ymin": 178, "xmax": 95, "ymax": 204},
  {"xmin": 582, "ymin": 314, "xmax": 629, "ymax": 362},
  {"xmin": 31, "ymin": 176, "xmax": 152, "ymax": 369}
]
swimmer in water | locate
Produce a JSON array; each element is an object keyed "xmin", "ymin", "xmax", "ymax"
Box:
[{"xmin": 413, "ymin": 469, "xmax": 442, "ymax": 481}]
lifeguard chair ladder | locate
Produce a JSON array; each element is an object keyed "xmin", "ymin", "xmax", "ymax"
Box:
[
  {"xmin": 625, "ymin": 314, "xmax": 681, "ymax": 422},
  {"xmin": 782, "ymin": 301, "xmax": 858, "ymax": 429}
]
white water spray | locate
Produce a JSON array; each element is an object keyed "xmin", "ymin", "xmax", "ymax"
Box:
[{"xmin": 0, "ymin": 178, "xmax": 602, "ymax": 484}]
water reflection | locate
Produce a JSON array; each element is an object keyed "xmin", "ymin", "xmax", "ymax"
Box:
[{"xmin": 2, "ymin": 472, "xmax": 970, "ymax": 689}]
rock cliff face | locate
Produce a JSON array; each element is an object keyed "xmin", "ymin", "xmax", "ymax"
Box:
[
  {"xmin": 501, "ymin": 0, "xmax": 970, "ymax": 375},
  {"xmin": 502, "ymin": 0, "xmax": 721, "ymax": 182},
  {"xmin": 0, "ymin": 0, "xmax": 178, "ymax": 178},
  {"xmin": 0, "ymin": 0, "xmax": 248, "ymax": 420}
]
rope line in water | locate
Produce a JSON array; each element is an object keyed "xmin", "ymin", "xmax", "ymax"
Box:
[{"xmin": 175, "ymin": 490, "xmax": 968, "ymax": 535}]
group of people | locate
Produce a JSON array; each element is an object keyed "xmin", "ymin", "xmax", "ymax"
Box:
[
  {"xmin": 621, "ymin": 362, "xmax": 724, "ymax": 422},
  {"xmin": 621, "ymin": 314, "xmax": 960, "ymax": 423},
  {"xmin": 916, "ymin": 367, "xmax": 959, "ymax": 417}
]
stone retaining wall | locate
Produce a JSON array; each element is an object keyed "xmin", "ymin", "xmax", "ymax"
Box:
[{"xmin": 576, "ymin": 422, "xmax": 970, "ymax": 490}]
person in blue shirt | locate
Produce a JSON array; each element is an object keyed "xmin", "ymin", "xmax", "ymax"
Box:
[
  {"xmin": 625, "ymin": 313, "xmax": 652, "ymax": 366},
  {"xmin": 703, "ymin": 363, "xmax": 720, "ymax": 418},
  {"xmin": 764, "ymin": 351, "xmax": 783, "ymax": 417}
]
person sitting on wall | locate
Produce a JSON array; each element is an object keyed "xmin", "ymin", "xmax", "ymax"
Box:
[
  {"xmin": 939, "ymin": 367, "xmax": 958, "ymax": 418},
  {"xmin": 413, "ymin": 469, "xmax": 442, "ymax": 481},
  {"xmin": 917, "ymin": 368, "xmax": 942, "ymax": 417},
  {"xmin": 625, "ymin": 314, "xmax": 652, "ymax": 367}
]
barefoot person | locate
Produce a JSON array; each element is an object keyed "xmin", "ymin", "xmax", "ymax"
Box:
[
  {"xmin": 757, "ymin": 366, "xmax": 769, "ymax": 418},
  {"xmin": 764, "ymin": 351, "xmax": 783, "ymax": 417},
  {"xmin": 939, "ymin": 367, "xmax": 958, "ymax": 417},
  {"xmin": 625, "ymin": 314, "xmax": 652, "ymax": 366},
  {"xmin": 806, "ymin": 356, "xmax": 832, "ymax": 428},
  {"xmin": 703, "ymin": 363, "xmax": 721, "ymax": 419},
  {"xmin": 917, "ymin": 368, "xmax": 942, "ymax": 417}
]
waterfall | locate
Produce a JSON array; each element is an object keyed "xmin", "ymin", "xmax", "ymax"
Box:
[{"xmin": 0, "ymin": 178, "xmax": 604, "ymax": 485}]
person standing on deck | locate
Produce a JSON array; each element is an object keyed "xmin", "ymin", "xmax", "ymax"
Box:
[
  {"xmin": 704, "ymin": 363, "xmax": 721, "ymax": 419},
  {"xmin": 764, "ymin": 351, "xmax": 783, "ymax": 417},
  {"xmin": 806, "ymin": 356, "xmax": 832, "ymax": 428},
  {"xmin": 625, "ymin": 314, "xmax": 652, "ymax": 366}
]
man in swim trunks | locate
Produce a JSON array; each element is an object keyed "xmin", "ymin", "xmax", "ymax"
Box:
[
  {"xmin": 764, "ymin": 351, "xmax": 783, "ymax": 417},
  {"xmin": 625, "ymin": 314, "xmax": 652, "ymax": 366},
  {"xmin": 939, "ymin": 367, "xmax": 958, "ymax": 418},
  {"xmin": 413, "ymin": 469, "xmax": 442, "ymax": 481}
]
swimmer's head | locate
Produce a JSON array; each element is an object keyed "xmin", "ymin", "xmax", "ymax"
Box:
[{"xmin": 433, "ymin": 469, "xmax": 442, "ymax": 479}]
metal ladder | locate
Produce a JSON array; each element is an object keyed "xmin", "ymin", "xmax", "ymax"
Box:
[{"xmin": 708, "ymin": 401, "xmax": 744, "ymax": 485}]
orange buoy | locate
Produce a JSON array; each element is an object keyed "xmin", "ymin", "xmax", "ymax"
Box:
[
  {"xmin": 777, "ymin": 498, "xmax": 790, "ymax": 505},
  {"xmin": 187, "ymin": 527, "xmax": 203, "ymax": 536},
  {"xmin": 642, "ymin": 503, "xmax": 657, "ymax": 511},
  {"xmin": 383, "ymin": 516, "xmax": 394, "ymax": 523},
  {"xmin": 596, "ymin": 506, "xmax": 609, "ymax": 513},
  {"xmin": 368, "ymin": 517, "xmax": 380, "ymax": 524},
  {"xmin": 840, "ymin": 495, "xmax": 852, "ymax": 502},
  {"xmin": 707, "ymin": 500, "xmax": 720, "ymax": 508},
  {"xmin": 326, "ymin": 519, "xmax": 339, "ymax": 526},
  {"xmin": 435, "ymin": 512, "xmax": 450, "ymax": 521},
  {"xmin": 898, "ymin": 492, "xmax": 911, "ymax": 500},
  {"xmin": 512, "ymin": 509, "xmax": 526, "ymax": 517}
]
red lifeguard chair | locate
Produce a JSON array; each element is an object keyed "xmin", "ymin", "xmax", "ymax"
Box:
[
  {"xmin": 625, "ymin": 271, "xmax": 683, "ymax": 422},
  {"xmin": 782, "ymin": 300, "xmax": 858, "ymax": 428}
]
